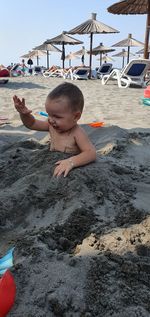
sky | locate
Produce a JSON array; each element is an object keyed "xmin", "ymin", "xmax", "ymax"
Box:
[{"xmin": 0, "ymin": 0, "xmax": 146, "ymax": 69}]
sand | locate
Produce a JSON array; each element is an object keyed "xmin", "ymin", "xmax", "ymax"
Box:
[{"xmin": 0, "ymin": 76, "xmax": 150, "ymax": 317}]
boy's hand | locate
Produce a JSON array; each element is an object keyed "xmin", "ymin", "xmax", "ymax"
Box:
[
  {"xmin": 13, "ymin": 95, "xmax": 32, "ymax": 114},
  {"xmin": 54, "ymin": 158, "xmax": 74, "ymax": 177}
]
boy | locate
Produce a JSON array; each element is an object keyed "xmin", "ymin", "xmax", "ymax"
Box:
[{"xmin": 13, "ymin": 82, "xmax": 96, "ymax": 177}]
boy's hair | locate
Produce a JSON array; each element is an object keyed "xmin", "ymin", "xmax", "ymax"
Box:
[{"xmin": 48, "ymin": 82, "xmax": 84, "ymax": 112}]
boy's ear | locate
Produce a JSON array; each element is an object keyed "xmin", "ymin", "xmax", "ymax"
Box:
[{"xmin": 74, "ymin": 111, "xmax": 81, "ymax": 121}]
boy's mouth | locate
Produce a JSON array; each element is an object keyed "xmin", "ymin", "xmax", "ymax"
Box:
[{"xmin": 52, "ymin": 124, "xmax": 58, "ymax": 129}]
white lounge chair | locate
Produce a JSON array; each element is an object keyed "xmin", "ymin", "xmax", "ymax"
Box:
[
  {"xmin": 33, "ymin": 66, "xmax": 43, "ymax": 76},
  {"xmin": 97, "ymin": 63, "xmax": 113, "ymax": 79},
  {"xmin": 72, "ymin": 67, "xmax": 90, "ymax": 80},
  {"xmin": 102, "ymin": 59, "xmax": 150, "ymax": 88},
  {"xmin": 43, "ymin": 69, "xmax": 62, "ymax": 78}
]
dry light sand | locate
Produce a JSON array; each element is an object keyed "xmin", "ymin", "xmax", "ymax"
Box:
[{"xmin": 0, "ymin": 76, "xmax": 150, "ymax": 317}]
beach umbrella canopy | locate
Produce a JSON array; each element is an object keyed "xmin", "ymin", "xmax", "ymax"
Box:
[
  {"xmin": 97, "ymin": 55, "xmax": 115, "ymax": 63},
  {"xmin": 112, "ymin": 33, "xmax": 144, "ymax": 63},
  {"xmin": 45, "ymin": 32, "xmax": 83, "ymax": 68},
  {"xmin": 33, "ymin": 43, "xmax": 61, "ymax": 69},
  {"xmin": 73, "ymin": 47, "xmax": 88, "ymax": 55},
  {"xmin": 65, "ymin": 52, "xmax": 80, "ymax": 67},
  {"xmin": 88, "ymin": 42, "xmax": 115, "ymax": 66},
  {"xmin": 136, "ymin": 47, "xmax": 150, "ymax": 54},
  {"xmin": 113, "ymin": 48, "xmax": 135, "ymax": 67},
  {"xmin": 21, "ymin": 50, "xmax": 47, "ymax": 66},
  {"xmin": 107, "ymin": 0, "xmax": 150, "ymax": 59},
  {"xmin": 67, "ymin": 13, "xmax": 119, "ymax": 78},
  {"xmin": 73, "ymin": 46, "xmax": 88, "ymax": 65}
]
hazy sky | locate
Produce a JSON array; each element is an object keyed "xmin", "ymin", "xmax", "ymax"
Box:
[{"xmin": 0, "ymin": 0, "xmax": 146, "ymax": 68}]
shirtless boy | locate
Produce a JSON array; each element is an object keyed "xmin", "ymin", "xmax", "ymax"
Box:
[{"xmin": 13, "ymin": 82, "xmax": 96, "ymax": 177}]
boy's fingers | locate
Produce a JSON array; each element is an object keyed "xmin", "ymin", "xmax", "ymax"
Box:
[
  {"xmin": 64, "ymin": 169, "xmax": 69, "ymax": 177},
  {"xmin": 53, "ymin": 166, "xmax": 59, "ymax": 176},
  {"xmin": 53, "ymin": 166, "xmax": 63, "ymax": 177},
  {"xmin": 55, "ymin": 161, "xmax": 61, "ymax": 165},
  {"xmin": 22, "ymin": 98, "xmax": 25, "ymax": 107}
]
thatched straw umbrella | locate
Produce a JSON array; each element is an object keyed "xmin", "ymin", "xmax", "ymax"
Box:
[
  {"xmin": 67, "ymin": 13, "xmax": 119, "ymax": 78},
  {"xmin": 21, "ymin": 50, "xmax": 47, "ymax": 66},
  {"xmin": 45, "ymin": 32, "xmax": 83, "ymax": 68},
  {"xmin": 73, "ymin": 46, "xmax": 88, "ymax": 66},
  {"xmin": 88, "ymin": 42, "xmax": 115, "ymax": 66},
  {"xmin": 65, "ymin": 52, "xmax": 80, "ymax": 67},
  {"xmin": 33, "ymin": 43, "xmax": 61, "ymax": 69},
  {"xmin": 112, "ymin": 33, "xmax": 143, "ymax": 63},
  {"xmin": 107, "ymin": 0, "xmax": 150, "ymax": 59},
  {"xmin": 113, "ymin": 49, "xmax": 135, "ymax": 67},
  {"xmin": 97, "ymin": 55, "xmax": 115, "ymax": 63},
  {"xmin": 136, "ymin": 47, "xmax": 150, "ymax": 55}
]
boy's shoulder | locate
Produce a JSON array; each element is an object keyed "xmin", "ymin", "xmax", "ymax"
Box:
[
  {"xmin": 73, "ymin": 124, "xmax": 83, "ymax": 132},
  {"xmin": 73, "ymin": 124, "xmax": 87, "ymax": 137}
]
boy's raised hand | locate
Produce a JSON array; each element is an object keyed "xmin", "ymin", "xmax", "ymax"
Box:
[{"xmin": 13, "ymin": 95, "xmax": 32, "ymax": 114}]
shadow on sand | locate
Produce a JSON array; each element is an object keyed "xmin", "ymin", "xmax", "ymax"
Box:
[{"xmin": 3, "ymin": 80, "xmax": 47, "ymax": 90}]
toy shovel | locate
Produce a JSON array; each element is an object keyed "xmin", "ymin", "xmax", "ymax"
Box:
[{"xmin": 0, "ymin": 270, "xmax": 16, "ymax": 317}]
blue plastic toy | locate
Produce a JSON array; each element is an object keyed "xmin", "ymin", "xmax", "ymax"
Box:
[
  {"xmin": 141, "ymin": 97, "xmax": 150, "ymax": 106},
  {"xmin": 0, "ymin": 248, "xmax": 14, "ymax": 275},
  {"xmin": 38, "ymin": 111, "xmax": 48, "ymax": 117}
]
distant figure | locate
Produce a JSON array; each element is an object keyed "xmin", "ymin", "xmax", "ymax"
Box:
[
  {"xmin": 81, "ymin": 54, "xmax": 85, "ymax": 66},
  {"xmin": 27, "ymin": 58, "xmax": 33, "ymax": 75},
  {"xmin": 27, "ymin": 58, "xmax": 33, "ymax": 66},
  {"xmin": 81, "ymin": 46, "xmax": 86, "ymax": 66},
  {"xmin": 21, "ymin": 59, "xmax": 26, "ymax": 76},
  {"xmin": 13, "ymin": 82, "xmax": 96, "ymax": 177}
]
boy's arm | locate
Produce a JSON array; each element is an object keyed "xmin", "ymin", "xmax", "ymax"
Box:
[
  {"xmin": 13, "ymin": 95, "xmax": 49, "ymax": 131},
  {"xmin": 71, "ymin": 127, "xmax": 96, "ymax": 166},
  {"xmin": 20, "ymin": 113, "xmax": 49, "ymax": 131},
  {"xmin": 54, "ymin": 127, "xmax": 96, "ymax": 177}
]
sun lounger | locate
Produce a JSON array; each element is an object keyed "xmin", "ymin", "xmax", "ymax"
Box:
[
  {"xmin": 32, "ymin": 66, "xmax": 43, "ymax": 76},
  {"xmin": 72, "ymin": 67, "xmax": 90, "ymax": 80},
  {"xmin": 0, "ymin": 68, "xmax": 10, "ymax": 78},
  {"xmin": 43, "ymin": 68, "xmax": 73, "ymax": 79},
  {"xmin": 102, "ymin": 59, "xmax": 150, "ymax": 88},
  {"xmin": 0, "ymin": 79, "xmax": 9, "ymax": 84},
  {"xmin": 96, "ymin": 63, "xmax": 112, "ymax": 79}
]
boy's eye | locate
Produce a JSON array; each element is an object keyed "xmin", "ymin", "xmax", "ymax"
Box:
[{"xmin": 54, "ymin": 115, "xmax": 62, "ymax": 119}]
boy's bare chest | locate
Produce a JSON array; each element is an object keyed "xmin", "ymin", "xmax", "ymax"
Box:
[{"xmin": 49, "ymin": 127, "xmax": 79, "ymax": 154}]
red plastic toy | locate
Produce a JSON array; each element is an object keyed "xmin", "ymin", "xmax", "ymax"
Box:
[
  {"xmin": 88, "ymin": 122, "xmax": 104, "ymax": 128},
  {"xmin": 0, "ymin": 270, "xmax": 16, "ymax": 317},
  {"xmin": 144, "ymin": 85, "xmax": 150, "ymax": 98}
]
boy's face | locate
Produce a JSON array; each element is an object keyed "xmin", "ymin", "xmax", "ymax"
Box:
[{"xmin": 45, "ymin": 96, "xmax": 81, "ymax": 133}]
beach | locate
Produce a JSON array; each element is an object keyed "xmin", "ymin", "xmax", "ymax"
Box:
[
  {"xmin": 1, "ymin": 76, "xmax": 150, "ymax": 129},
  {"xmin": 0, "ymin": 76, "xmax": 150, "ymax": 317}
]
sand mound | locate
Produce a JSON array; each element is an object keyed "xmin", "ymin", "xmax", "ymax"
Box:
[{"xmin": 0, "ymin": 126, "xmax": 150, "ymax": 317}]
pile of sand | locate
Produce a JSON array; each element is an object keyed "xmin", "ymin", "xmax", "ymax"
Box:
[{"xmin": 0, "ymin": 125, "xmax": 150, "ymax": 317}]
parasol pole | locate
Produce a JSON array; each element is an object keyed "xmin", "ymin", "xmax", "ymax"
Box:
[
  {"xmin": 127, "ymin": 45, "xmax": 130, "ymax": 64},
  {"xmin": 47, "ymin": 50, "xmax": 49, "ymax": 69},
  {"xmin": 100, "ymin": 52, "xmax": 102, "ymax": 66},
  {"xmin": 122, "ymin": 49, "xmax": 125, "ymax": 68},
  {"xmin": 122, "ymin": 55, "xmax": 125, "ymax": 68},
  {"xmin": 37, "ymin": 55, "xmax": 39, "ymax": 66},
  {"xmin": 69, "ymin": 52, "xmax": 72, "ymax": 67},
  {"xmin": 62, "ymin": 42, "xmax": 65, "ymax": 69},
  {"xmin": 144, "ymin": 0, "xmax": 150, "ymax": 59},
  {"xmin": 89, "ymin": 33, "xmax": 93, "ymax": 78},
  {"xmin": 127, "ymin": 33, "xmax": 132, "ymax": 64}
]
